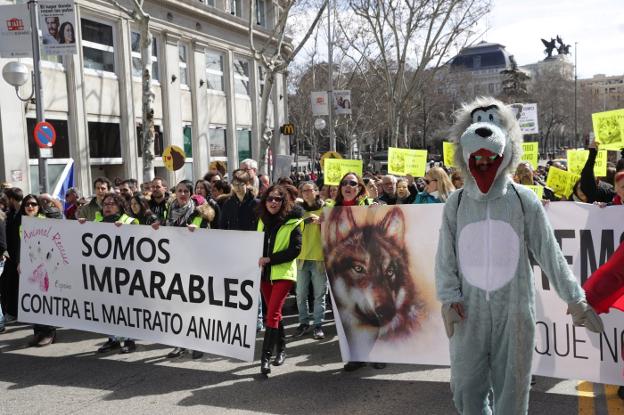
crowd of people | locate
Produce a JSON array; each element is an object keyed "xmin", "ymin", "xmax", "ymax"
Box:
[{"xmin": 0, "ymin": 146, "xmax": 623, "ymax": 376}]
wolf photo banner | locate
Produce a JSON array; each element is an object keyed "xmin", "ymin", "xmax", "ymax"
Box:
[
  {"xmin": 322, "ymin": 203, "xmax": 624, "ymax": 386},
  {"xmin": 18, "ymin": 217, "xmax": 263, "ymax": 361}
]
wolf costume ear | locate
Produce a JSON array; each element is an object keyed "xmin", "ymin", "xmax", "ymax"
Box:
[
  {"xmin": 379, "ymin": 208, "xmax": 405, "ymax": 243},
  {"xmin": 326, "ymin": 207, "xmax": 356, "ymax": 247}
]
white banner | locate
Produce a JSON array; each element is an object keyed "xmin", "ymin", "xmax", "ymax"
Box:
[
  {"xmin": 510, "ymin": 103, "xmax": 540, "ymax": 135},
  {"xmin": 323, "ymin": 203, "xmax": 624, "ymax": 385},
  {"xmin": 333, "ymin": 90, "xmax": 352, "ymax": 115},
  {"xmin": 311, "ymin": 91, "xmax": 329, "ymax": 116},
  {"xmin": 18, "ymin": 217, "xmax": 263, "ymax": 361},
  {"xmin": 0, "ymin": 4, "xmax": 32, "ymax": 58},
  {"xmin": 39, "ymin": 0, "xmax": 77, "ymax": 55}
]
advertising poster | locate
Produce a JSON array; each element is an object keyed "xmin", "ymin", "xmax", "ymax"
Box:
[
  {"xmin": 311, "ymin": 91, "xmax": 329, "ymax": 116},
  {"xmin": 333, "ymin": 90, "xmax": 352, "ymax": 115},
  {"xmin": 39, "ymin": 0, "xmax": 77, "ymax": 55},
  {"xmin": 0, "ymin": 4, "xmax": 32, "ymax": 58}
]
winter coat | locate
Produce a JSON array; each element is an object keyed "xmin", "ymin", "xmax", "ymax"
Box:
[
  {"xmin": 219, "ymin": 190, "xmax": 258, "ymax": 231},
  {"xmin": 77, "ymin": 197, "xmax": 102, "ymax": 221},
  {"xmin": 258, "ymin": 209, "xmax": 303, "ymax": 282}
]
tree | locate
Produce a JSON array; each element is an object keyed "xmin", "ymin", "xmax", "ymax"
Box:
[
  {"xmin": 336, "ymin": 0, "xmax": 490, "ymax": 148},
  {"xmin": 248, "ymin": 0, "xmax": 328, "ymax": 173},
  {"xmin": 499, "ymin": 55, "xmax": 530, "ymax": 102},
  {"xmin": 111, "ymin": 0, "xmax": 156, "ymax": 183}
]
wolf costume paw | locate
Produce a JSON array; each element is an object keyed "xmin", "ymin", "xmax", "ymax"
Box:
[
  {"xmin": 441, "ymin": 303, "xmax": 462, "ymax": 338},
  {"xmin": 567, "ymin": 300, "xmax": 604, "ymax": 333}
]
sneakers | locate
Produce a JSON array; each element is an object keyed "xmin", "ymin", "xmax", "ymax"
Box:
[
  {"xmin": 120, "ymin": 340, "xmax": 136, "ymax": 354},
  {"xmin": 37, "ymin": 333, "xmax": 56, "ymax": 347},
  {"xmin": 312, "ymin": 326, "xmax": 325, "ymax": 340},
  {"xmin": 293, "ymin": 324, "xmax": 311, "ymax": 338},
  {"xmin": 343, "ymin": 361, "xmax": 367, "ymax": 372},
  {"xmin": 27, "ymin": 334, "xmax": 43, "ymax": 347},
  {"xmin": 4, "ymin": 314, "xmax": 16, "ymax": 324},
  {"xmin": 97, "ymin": 339, "xmax": 121, "ymax": 353}
]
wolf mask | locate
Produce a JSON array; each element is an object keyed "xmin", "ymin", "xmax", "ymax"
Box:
[{"xmin": 451, "ymin": 97, "xmax": 523, "ymax": 197}]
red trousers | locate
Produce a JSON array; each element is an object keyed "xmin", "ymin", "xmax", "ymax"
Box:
[{"xmin": 260, "ymin": 280, "xmax": 294, "ymax": 329}]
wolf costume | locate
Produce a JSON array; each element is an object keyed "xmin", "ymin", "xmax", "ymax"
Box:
[{"xmin": 435, "ymin": 97, "xmax": 603, "ymax": 414}]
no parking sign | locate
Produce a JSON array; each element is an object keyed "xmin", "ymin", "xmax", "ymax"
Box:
[{"xmin": 34, "ymin": 121, "xmax": 56, "ymax": 148}]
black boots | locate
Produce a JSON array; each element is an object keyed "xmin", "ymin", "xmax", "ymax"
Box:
[
  {"xmin": 260, "ymin": 328, "xmax": 275, "ymax": 375},
  {"xmin": 273, "ymin": 321, "xmax": 286, "ymax": 366}
]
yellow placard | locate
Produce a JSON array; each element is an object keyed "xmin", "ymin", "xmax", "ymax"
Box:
[
  {"xmin": 388, "ymin": 147, "xmax": 427, "ymax": 176},
  {"xmin": 443, "ymin": 142, "xmax": 456, "ymax": 167},
  {"xmin": 566, "ymin": 149, "xmax": 608, "ymax": 177},
  {"xmin": 524, "ymin": 185, "xmax": 544, "ymax": 200},
  {"xmin": 520, "ymin": 142, "xmax": 539, "ymax": 169},
  {"xmin": 323, "ymin": 158, "xmax": 363, "ymax": 186},
  {"xmin": 546, "ymin": 166, "xmax": 580, "ymax": 198},
  {"xmin": 592, "ymin": 109, "xmax": 624, "ymax": 151},
  {"xmin": 320, "ymin": 151, "xmax": 343, "ymax": 169},
  {"xmin": 162, "ymin": 145, "xmax": 186, "ymax": 171}
]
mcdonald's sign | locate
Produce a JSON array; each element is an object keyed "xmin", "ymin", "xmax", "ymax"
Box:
[{"xmin": 280, "ymin": 123, "xmax": 295, "ymax": 135}]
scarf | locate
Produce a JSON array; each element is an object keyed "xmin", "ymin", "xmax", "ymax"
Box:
[
  {"xmin": 166, "ymin": 199, "xmax": 195, "ymax": 227},
  {"xmin": 613, "ymin": 195, "xmax": 623, "ymax": 205}
]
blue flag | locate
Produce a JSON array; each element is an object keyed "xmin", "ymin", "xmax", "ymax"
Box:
[{"xmin": 51, "ymin": 159, "xmax": 74, "ymax": 213}]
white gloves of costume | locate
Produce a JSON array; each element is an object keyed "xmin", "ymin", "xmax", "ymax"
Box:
[
  {"xmin": 567, "ymin": 300, "xmax": 604, "ymax": 333},
  {"xmin": 441, "ymin": 303, "xmax": 463, "ymax": 338}
]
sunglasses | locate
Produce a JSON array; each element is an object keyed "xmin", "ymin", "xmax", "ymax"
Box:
[
  {"xmin": 424, "ymin": 179, "xmax": 437, "ymax": 185},
  {"xmin": 24, "ymin": 202, "xmax": 38, "ymax": 207},
  {"xmin": 267, "ymin": 196, "xmax": 283, "ymax": 203},
  {"xmin": 341, "ymin": 180, "xmax": 359, "ymax": 187}
]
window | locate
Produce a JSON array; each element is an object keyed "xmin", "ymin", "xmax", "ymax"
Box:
[
  {"xmin": 89, "ymin": 122, "xmax": 121, "ymax": 158},
  {"xmin": 179, "ymin": 43, "xmax": 188, "ymax": 86},
  {"xmin": 257, "ymin": 0, "xmax": 266, "ymax": 26},
  {"xmin": 26, "ymin": 118, "xmax": 70, "ymax": 159},
  {"xmin": 131, "ymin": 32, "xmax": 159, "ymax": 81},
  {"xmin": 136, "ymin": 125, "xmax": 163, "ymax": 157},
  {"xmin": 234, "ymin": 59, "xmax": 250, "ymax": 96},
  {"xmin": 209, "ymin": 127, "xmax": 227, "ymax": 157},
  {"xmin": 183, "ymin": 125, "xmax": 193, "ymax": 157},
  {"xmin": 237, "ymin": 128, "xmax": 251, "ymax": 162},
  {"xmin": 230, "ymin": 0, "xmax": 241, "ymax": 17},
  {"xmin": 205, "ymin": 50, "xmax": 224, "ymax": 92},
  {"xmin": 81, "ymin": 19, "xmax": 115, "ymax": 73}
]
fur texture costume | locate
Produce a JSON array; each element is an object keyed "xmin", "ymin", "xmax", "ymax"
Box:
[{"xmin": 435, "ymin": 97, "xmax": 603, "ymax": 414}]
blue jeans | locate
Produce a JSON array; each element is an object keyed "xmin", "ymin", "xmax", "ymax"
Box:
[{"xmin": 296, "ymin": 260, "xmax": 328, "ymax": 326}]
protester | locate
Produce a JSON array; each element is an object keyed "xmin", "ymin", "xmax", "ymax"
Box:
[
  {"xmin": 193, "ymin": 179, "xmax": 221, "ymax": 228},
  {"xmin": 413, "ymin": 167, "xmax": 455, "ymax": 203},
  {"xmin": 294, "ymin": 181, "xmax": 329, "ymax": 340},
  {"xmin": 78, "ymin": 177, "xmax": 112, "ymax": 221},
  {"xmin": 451, "ymin": 171, "xmax": 464, "ymax": 190},
  {"xmin": 257, "ymin": 184, "xmax": 303, "ymax": 375},
  {"xmin": 129, "ymin": 194, "xmax": 158, "ymax": 225},
  {"xmin": 194, "ymin": 180, "xmax": 211, "ymax": 198},
  {"xmin": 363, "ymin": 177, "xmax": 379, "ymax": 201},
  {"xmin": 379, "ymin": 175, "xmax": 398, "ymax": 205},
  {"xmin": 0, "ymin": 208, "xmax": 5, "ymax": 333},
  {"xmin": 0, "ymin": 188, "xmax": 23, "ymax": 323},
  {"xmin": 219, "ymin": 169, "xmax": 258, "ymax": 231},
  {"xmin": 240, "ymin": 158, "xmax": 260, "ymax": 194},
  {"xmin": 85, "ymin": 193, "xmax": 138, "ymax": 354},
  {"xmin": 149, "ymin": 177, "xmax": 170, "ymax": 223},
  {"xmin": 64, "ymin": 187, "xmax": 80, "ymax": 220},
  {"xmin": 118, "ymin": 180, "xmax": 134, "ymax": 201},
  {"xmin": 396, "ymin": 178, "xmax": 415, "ymax": 204},
  {"xmin": 580, "ymin": 142, "xmax": 620, "ymax": 203},
  {"xmin": 212, "ymin": 180, "xmax": 232, "ymax": 210},
  {"xmin": 164, "ymin": 181, "xmax": 211, "ymax": 359}
]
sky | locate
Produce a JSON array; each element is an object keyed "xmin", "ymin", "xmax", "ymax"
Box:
[{"xmin": 479, "ymin": 0, "xmax": 624, "ymax": 78}]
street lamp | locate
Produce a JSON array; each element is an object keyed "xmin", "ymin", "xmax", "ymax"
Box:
[
  {"xmin": 2, "ymin": 62, "xmax": 35, "ymax": 101},
  {"xmin": 314, "ymin": 118, "xmax": 326, "ymax": 131}
]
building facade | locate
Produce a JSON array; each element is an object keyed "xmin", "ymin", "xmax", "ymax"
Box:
[
  {"xmin": 579, "ymin": 73, "xmax": 624, "ymax": 112},
  {"xmin": 0, "ymin": 0, "xmax": 288, "ymax": 194}
]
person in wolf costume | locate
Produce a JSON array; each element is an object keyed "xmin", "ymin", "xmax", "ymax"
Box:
[{"xmin": 435, "ymin": 97, "xmax": 604, "ymax": 414}]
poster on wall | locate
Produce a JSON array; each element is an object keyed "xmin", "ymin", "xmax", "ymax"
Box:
[{"xmin": 38, "ymin": 0, "xmax": 77, "ymax": 55}]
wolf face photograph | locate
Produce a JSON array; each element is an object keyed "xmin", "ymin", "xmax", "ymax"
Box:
[{"xmin": 323, "ymin": 205, "xmax": 442, "ymax": 363}]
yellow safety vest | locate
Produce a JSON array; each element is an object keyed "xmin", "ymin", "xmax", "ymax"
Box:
[
  {"xmin": 95, "ymin": 213, "xmax": 138, "ymax": 225},
  {"xmin": 258, "ymin": 217, "xmax": 304, "ymax": 282}
]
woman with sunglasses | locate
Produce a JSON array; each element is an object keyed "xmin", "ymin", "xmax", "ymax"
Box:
[
  {"xmin": 15, "ymin": 195, "xmax": 55, "ymax": 347},
  {"xmin": 257, "ymin": 184, "xmax": 303, "ymax": 376},
  {"xmin": 413, "ymin": 167, "xmax": 455, "ymax": 204}
]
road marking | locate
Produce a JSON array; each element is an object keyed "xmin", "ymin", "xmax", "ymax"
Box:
[
  {"xmin": 578, "ymin": 381, "xmax": 595, "ymax": 414},
  {"xmin": 604, "ymin": 385, "xmax": 624, "ymax": 414}
]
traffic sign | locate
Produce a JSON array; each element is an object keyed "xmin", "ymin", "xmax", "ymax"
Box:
[
  {"xmin": 33, "ymin": 121, "xmax": 56, "ymax": 148},
  {"xmin": 280, "ymin": 123, "xmax": 295, "ymax": 135}
]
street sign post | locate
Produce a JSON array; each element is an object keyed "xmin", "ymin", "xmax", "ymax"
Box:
[{"xmin": 34, "ymin": 120, "xmax": 56, "ymax": 148}]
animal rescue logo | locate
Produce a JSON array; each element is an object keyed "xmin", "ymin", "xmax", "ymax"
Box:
[{"xmin": 22, "ymin": 226, "xmax": 69, "ymax": 293}]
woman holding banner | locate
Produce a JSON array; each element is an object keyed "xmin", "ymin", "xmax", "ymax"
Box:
[
  {"xmin": 257, "ymin": 184, "xmax": 303, "ymax": 376},
  {"xmin": 87, "ymin": 193, "xmax": 138, "ymax": 354}
]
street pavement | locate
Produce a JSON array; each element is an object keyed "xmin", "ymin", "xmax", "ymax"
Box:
[{"xmin": 1, "ymin": 304, "xmax": 623, "ymax": 414}]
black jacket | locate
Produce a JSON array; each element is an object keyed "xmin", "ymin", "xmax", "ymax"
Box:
[
  {"xmin": 219, "ymin": 191, "xmax": 259, "ymax": 231},
  {"xmin": 261, "ymin": 209, "xmax": 303, "ymax": 281},
  {"xmin": 379, "ymin": 192, "xmax": 397, "ymax": 205},
  {"xmin": 580, "ymin": 148, "xmax": 615, "ymax": 203}
]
